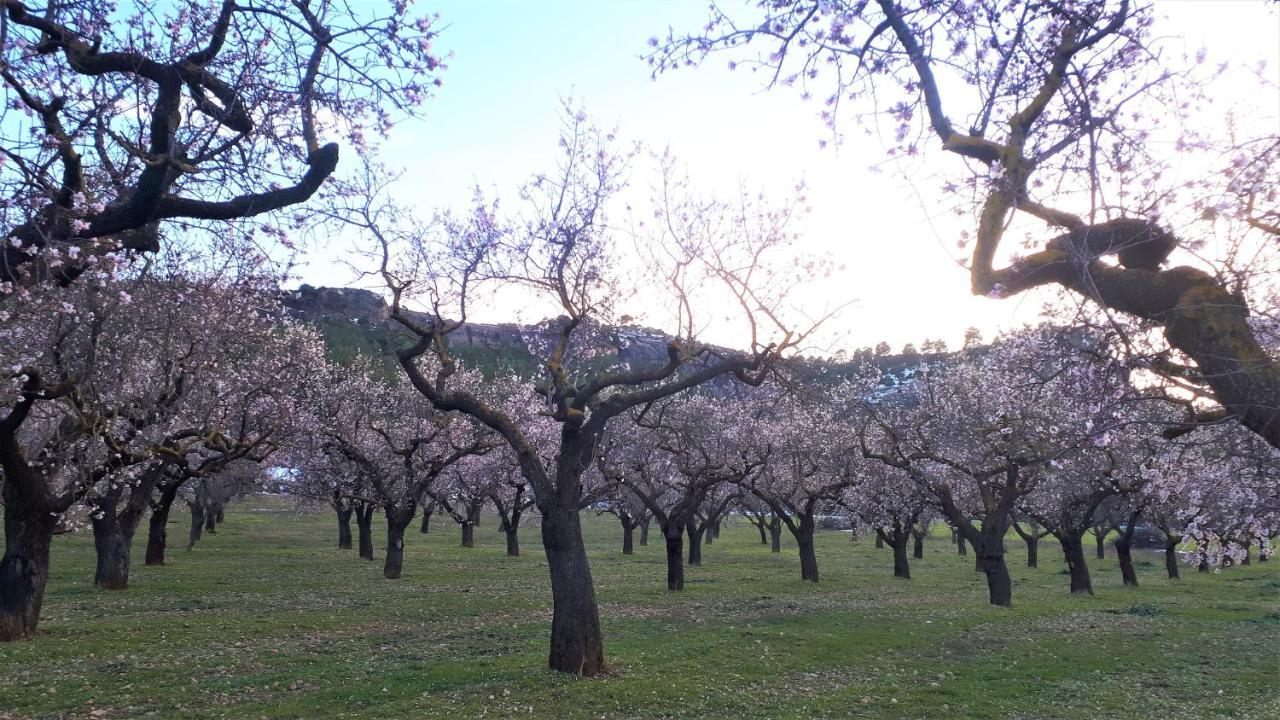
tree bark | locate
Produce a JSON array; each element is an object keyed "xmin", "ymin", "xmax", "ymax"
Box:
[
  {"xmin": 336, "ymin": 506, "xmax": 353, "ymax": 549},
  {"xmin": 187, "ymin": 502, "xmax": 205, "ymax": 550},
  {"xmin": 1165, "ymin": 540, "xmax": 1181, "ymax": 580},
  {"xmin": 874, "ymin": 533, "xmax": 884, "ymax": 549},
  {"xmin": 769, "ymin": 516, "xmax": 782, "ymax": 553},
  {"xmin": 686, "ymin": 521, "xmax": 704, "ymax": 566},
  {"xmin": 91, "ymin": 514, "xmax": 134, "ymax": 590},
  {"xmin": 1060, "ymin": 533, "xmax": 1094, "ymax": 595},
  {"xmin": 622, "ymin": 522, "xmax": 634, "ymax": 555},
  {"xmin": 215, "ymin": 506, "xmax": 225, "ymax": 524},
  {"xmin": 460, "ymin": 522, "xmax": 475, "ymax": 548},
  {"xmin": 383, "ymin": 511, "xmax": 410, "ymax": 579},
  {"xmin": 145, "ymin": 485, "xmax": 179, "ymax": 566},
  {"xmin": 419, "ymin": 506, "xmax": 432, "ymax": 534},
  {"xmin": 639, "ymin": 518, "xmax": 649, "ymax": 546},
  {"xmin": 1115, "ymin": 537, "xmax": 1138, "ymax": 587},
  {"xmin": 664, "ymin": 526, "xmax": 684, "ymax": 591},
  {"xmin": 956, "ymin": 533, "xmax": 967, "ymax": 557},
  {"xmin": 204, "ymin": 508, "xmax": 218, "ymax": 534},
  {"xmin": 756, "ymin": 518, "xmax": 768, "ymax": 544},
  {"xmin": 1025, "ymin": 538, "xmax": 1038, "ymax": 568},
  {"xmin": 796, "ymin": 517, "xmax": 819, "ymax": 582},
  {"xmin": 0, "ymin": 505, "xmax": 55, "ymax": 640},
  {"xmin": 540, "ymin": 507, "xmax": 605, "ymax": 675},
  {"xmin": 912, "ymin": 530, "xmax": 925, "ymax": 559},
  {"xmin": 355, "ymin": 503, "xmax": 375, "ymax": 560},
  {"xmin": 974, "ymin": 537, "xmax": 1011, "ymax": 606},
  {"xmin": 892, "ymin": 536, "xmax": 911, "ymax": 579},
  {"xmin": 506, "ymin": 526, "xmax": 521, "ymax": 557},
  {"xmin": 1093, "ymin": 528, "xmax": 1106, "ymax": 559}
]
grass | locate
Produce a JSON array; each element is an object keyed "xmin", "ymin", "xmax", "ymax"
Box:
[{"xmin": 1, "ymin": 499, "xmax": 1277, "ymax": 719}]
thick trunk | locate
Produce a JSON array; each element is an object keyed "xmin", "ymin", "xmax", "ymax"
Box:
[
  {"xmin": 540, "ymin": 507, "xmax": 605, "ymax": 675},
  {"xmin": 769, "ymin": 517, "xmax": 782, "ymax": 553},
  {"xmin": 506, "ymin": 527, "xmax": 520, "ymax": 557},
  {"xmin": 383, "ymin": 516, "xmax": 409, "ymax": 579},
  {"xmin": 0, "ymin": 505, "xmax": 55, "ymax": 640},
  {"xmin": 1165, "ymin": 541, "xmax": 1181, "ymax": 580},
  {"xmin": 664, "ymin": 527, "xmax": 684, "ymax": 591},
  {"xmin": 972, "ymin": 534, "xmax": 1011, "ymax": 606},
  {"xmin": 461, "ymin": 522, "xmax": 475, "ymax": 548},
  {"xmin": 91, "ymin": 515, "xmax": 134, "ymax": 590},
  {"xmin": 622, "ymin": 522, "xmax": 634, "ymax": 555},
  {"xmin": 356, "ymin": 505, "xmax": 375, "ymax": 560},
  {"xmin": 890, "ymin": 532, "xmax": 911, "ymax": 576},
  {"xmin": 686, "ymin": 522, "xmax": 703, "ymax": 566},
  {"xmin": 1061, "ymin": 534, "xmax": 1094, "ymax": 595},
  {"xmin": 796, "ymin": 520, "xmax": 819, "ymax": 582},
  {"xmin": 1116, "ymin": 539, "xmax": 1138, "ymax": 587},
  {"xmin": 336, "ymin": 507, "xmax": 353, "ymax": 549},
  {"xmin": 187, "ymin": 503, "xmax": 205, "ymax": 550}
]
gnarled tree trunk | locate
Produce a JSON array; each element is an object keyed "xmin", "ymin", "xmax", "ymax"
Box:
[
  {"xmin": 541, "ymin": 506, "xmax": 605, "ymax": 675},
  {"xmin": 0, "ymin": 503, "xmax": 55, "ymax": 640},
  {"xmin": 769, "ymin": 516, "xmax": 782, "ymax": 553},
  {"xmin": 355, "ymin": 503, "xmax": 375, "ymax": 560},
  {"xmin": 685, "ymin": 521, "xmax": 704, "ymax": 566},
  {"xmin": 145, "ymin": 483, "xmax": 180, "ymax": 566},
  {"xmin": 187, "ymin": 502, "xmax": 205, "ymax": 550},
  {"xmin": 383, "ymin": 506, "xmax": 412, "ymax": 579},
  {"xmin": 1060, "ymin": 532, "xmax": 1093, "ymax": 595}
]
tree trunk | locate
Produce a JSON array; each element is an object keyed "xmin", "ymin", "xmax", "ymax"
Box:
[
  {"xmin": 91, "ymin": 514, "xmax": 134, "ymax": 590},
  {"xmin": 639, "ymin": 519, "xmax": 649, "ymax": 546},
  {"xmin": 970, "ymin": 532, "xmax": 1012, "ymax": 606},
  {"xmin": 1060, "ymin": 533, "xmax": 1093, "ymax": 595},
  {"xmin": 215, "ymin": 506, "xmax": 225, "ymax": 524},
  {"xmin": 204, "ymin": 508, "xmax": 217, "ymax": 534},
  {"xmin": 506, "ymin": 526, "xmax": 520, "ymax": 557},
  {"xmin": 187, "ymin": 502, "xmax": 205, "ymax": 550},
  {"xmin": 892, "ymin": 536, "xmax": 911, "ymax": 579},
  {"xmin": 686, "ymin": 521, "xmax": 703, "ymax": 566},
  {"xmin": 1165, "ymin": 540, "xmax": 1181, "ymax": 580},
  {"xmin": 540, "ymin": 507, "xmax": 605, "ymax": 675},
  {"xmin": 756, "ymin": 519, "xmax": 768, "ymax": 545},
  {"xmin": 622, "ymin": 522, "xmax": 634, "ymax": 555},
  {"xmin": 1025, "ymin": 537, "xmax": 1039, "ymax": 568},
  {"xmin": 460, "ymin": 522, "xmax": 475, "ymax": 548},
  {"xmin": 874, "ymin": 533, "xmax": 884, "ymax": 549},
  {"xmin": 336, "ymin": 506, "xmax": 353, "ymax": 549},
  {"xmin": 664, "ymin": 525, "xmax": 684, "ymax": 591},
  {"xmin": 1093, "ymin": 529, "xmax": 1106, "ymax": 559},
  {"xmin": 355, "ymin": 505, "xmax": 375, "ymax": 560},
  {"xmin": 0, "ymin": 505, "xmax": 55, "ymax": 641},
  {"xmin": 769, "ymin": 516, "xmax": 782, "ymax": 553},
  {"xmin": 796, "ymin": 517, "xmax": 819, "ymax": 582},
  {"xmin": 1115, "ymin": 538, "xmax": 1138, "ymax": 587},
  {"xmin": 383, "ymin": 514, "xmax": 409, "ymax": 579},
  {"xmin": 912, "ymin": 531, "xmax": 924, "ymax": 560},
  {"xmin": 419, "ymin": 508, "xmax": 432, "ymax": 534},
  {"xmin": 957, "ymin": 533, "xmax": 967, "ymax": 557},
  {"xmin": 145, "ymin": 486, "xmax": 178, "ymax": 566},
  {"xmin": 1240, "ymin": 539, "xmax": 1251, "ymax": 565}
]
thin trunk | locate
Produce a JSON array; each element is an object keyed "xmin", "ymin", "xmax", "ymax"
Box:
[
  {"xmin": 356, "ymin": 504, "xmax": 375, "ymax": 560},
  {"xmin": 756, "ymin": 519, "xmax": 768, "ymax": 545},
  {"xmin": 336, "ymin": 506, "xmax": 353, "ymax": 549},
  {"xmin": 1060, "ymin": 533, "xmax": 1094, "ymax": 595},
  {"xmin": 0, "ymin": 505, "xmax": 55, "ymax": 640},
  {"xmin": 541, "ymin": 507, "xmax": 605, "ymax": 675},
  {"xmin": 1116, "ymin": 538, "xmax": 1138, "ymax": 587},
  {"xmin": 145, "ymin": 486, "xmax": 178, "ymax": 566},
  {"xmin": 204, "ymin": 508, "xmax": 217, "ymax": 533},
  {"xmin": 769, "ymin": 516, "xmax": 782, "ymax": 553},
  {"xmin": 419, "ymin": 508, "xmax": 432, "ymax": 534},
  {"xmin": 957, "ymin": 533, "xmax": 968, "ymax": 557},
  {"xmin": 383, "ymin": 512, "xmax": 410, "ymax": 579},
  {"xmin": 1165, "ymin": 540, "xmax": 1181, "ymax": 580},
  {"xmin": 187, "ymin": 502, "xmax": 205, "ymax": 550},
  {"xmin": 686, "ymin": 521, "xmax": 704, "ymax": 566},
  {"xmin": 664, "ymin": 526, "xmax": 684, "ymax": 591},
  {"xmin": 874, "ymin": 533, "xmax": 884, "ymax": 549},
  {"xmin": 1093, "ymin": 529, "xmax": 1106, "ymax": 559},
  {"xmin": 892, "ymin": 535, "xmax": 911, "ymax": 579},
  {"xmin": 1026, "ymin": 538, "xmax": 1038, "ymax": 568},
  {"xmin": 622, "ymin": 522, "xmax": 634, "ymax": 555},
  {"xmin": 638, "ymin": 519, "xmax": 649, "ymax": 546},
  {"xmin": 795, "ymin": 516, "xmax": 819, "ymax": 582},
  {"xmin": 912, "ymin": 531, "xmax": 924, "ymax": 560},
  {"xmin": 506, "ymin": 525, "xmax": 520, "ymax": 557}
]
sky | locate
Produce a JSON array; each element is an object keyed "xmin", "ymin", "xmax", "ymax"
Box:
[{"xmin": 296, "ymin": 0, "xmax": 1280, "ymax": 355}]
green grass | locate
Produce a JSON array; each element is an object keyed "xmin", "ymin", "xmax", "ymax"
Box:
[{"xmin": 1, "ymin": 500, "xmax": 1277, "ymax": 719}]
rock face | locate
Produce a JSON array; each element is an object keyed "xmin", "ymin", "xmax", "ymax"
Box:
[{"xmin": 285, "ymin": 285, "xmax": 389, "ymax": 326}]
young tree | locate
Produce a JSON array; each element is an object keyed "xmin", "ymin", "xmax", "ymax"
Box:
[{"xmin": 355, "ymin": 111, "xmax": 827, "ymax": 674}]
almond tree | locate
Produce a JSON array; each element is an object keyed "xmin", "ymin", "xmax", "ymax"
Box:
[
  {"xmin": 0, "ymin": 0, "xmax": 442, "ymax": 291},
  {"xmin": 353, "ymin": 111, "xmax": 826, "ymax": 674},
  {"xmin": 655, "ymin": 0, "xmax": 1280, "ymax": 451}
]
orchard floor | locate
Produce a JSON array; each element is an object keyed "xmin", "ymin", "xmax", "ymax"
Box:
[{"xmin": 1, "ymin": 500, "xmax": 1277, "ymax": 720}]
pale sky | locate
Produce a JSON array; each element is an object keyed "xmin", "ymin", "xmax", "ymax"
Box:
[{"xmin": 297, "ymin": 0, "xmax": 1280, "ymax": 355}]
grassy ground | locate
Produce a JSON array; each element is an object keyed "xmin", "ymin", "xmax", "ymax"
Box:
[{"xmin": 1, "ymin": 499, "xmax": 1277, "ymax": 720}]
